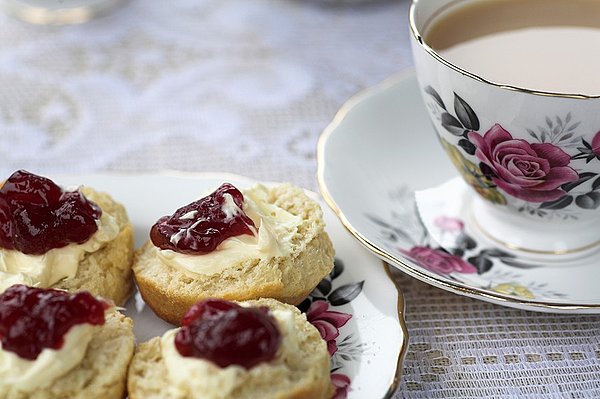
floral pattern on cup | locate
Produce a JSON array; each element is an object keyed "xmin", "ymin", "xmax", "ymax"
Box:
[
  {"xmin": 468, "ymin": 124, "xmax": 578, "ymax": 203},
  {"xmin": 440, "ymin": 137, "xmax": 506, "ymax": 205},
  {"xmin": 573, "ymin": 130, "xmax": 600, "ymax": 163},
  {"xmin": 298, "ymin": 258, "xmax": 365, "ymax": 399},
  {"xmin": 424, "ymin": 86, "xmax": 600, "ymax": 218}
]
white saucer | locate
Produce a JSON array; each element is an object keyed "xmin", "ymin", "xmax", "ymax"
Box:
[
  {"xmin": 55, "ymin": 172, "xmax": 407, "ymax": 399},
  {"xmin": 318, "ymin": 70, "xmax": 600, "ymax": 313}
]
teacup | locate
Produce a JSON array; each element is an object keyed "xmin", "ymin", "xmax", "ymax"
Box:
[
  {"xmin": 0, "ymin": 0, "xmax": 126, "ymax": 25},
  {"xmin": 409, "ymin": 0, "xmax": 600, "ymax": 255}
]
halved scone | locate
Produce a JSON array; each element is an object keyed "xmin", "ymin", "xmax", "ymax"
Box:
[{"xmin": 133, "ymin": 183, "xmax": 334, "ymax": 325}]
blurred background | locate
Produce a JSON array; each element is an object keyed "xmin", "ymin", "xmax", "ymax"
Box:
[
  {"xmin": 0, "ymin": 0, "xmax": 410, "ymax": 190},
  {"xmin": 6, "ymin": 2, "xmax": 599, "ymax": 398}
]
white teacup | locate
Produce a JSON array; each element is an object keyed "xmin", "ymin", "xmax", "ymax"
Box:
[
  {"xmin": 0, "ymin": 0, "xmax": 126, "ymax": 24},
  {"xmin": 409, "ymin": 0, "xmax": 600, "ymax": 255}
]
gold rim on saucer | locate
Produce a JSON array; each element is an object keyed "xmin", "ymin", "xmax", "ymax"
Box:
[{"xmin": 316, "ymin": 71, "xmax": 600, "ymax": 312}]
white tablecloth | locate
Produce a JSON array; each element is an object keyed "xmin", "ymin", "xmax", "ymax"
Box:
[{"xmin": 1, "ymin": 1, "xmax": 600, "ymax": 397}]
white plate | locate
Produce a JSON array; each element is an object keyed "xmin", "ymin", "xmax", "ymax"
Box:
[
  {"xmin": 55, "ymin": 172, "xmax": 408, "ymax": 399},
  {"xmin": 318, "ymin": 70, "xmax": 600, "ymax": 314}
]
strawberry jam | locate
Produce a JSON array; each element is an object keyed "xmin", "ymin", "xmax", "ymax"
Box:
[
  {"xmin": 0, "ymin": 170, "xmax": 101, "ymax": 255},
  {"xmin": 175, "ymin": 299, "xmax": 281, "ymax": 369},
  {"xmin": 0, "ymin": 284, "xmax": 109, "ymax": 360},
  {"xmin": 150, "ymin": 183, "xmax": 256, "ymax": 255}
]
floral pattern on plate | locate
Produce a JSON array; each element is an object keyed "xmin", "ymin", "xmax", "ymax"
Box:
[
  {"xmin": 425, "ymin": 86, "xmax": 600, "ymax": 218},
  {"xmin": 50, "ymin": 173, "xmax": 406, "ymax": 399},
  {"xmin": 299, "ymin": 258, "xmax": 366, "ymax": 399}
]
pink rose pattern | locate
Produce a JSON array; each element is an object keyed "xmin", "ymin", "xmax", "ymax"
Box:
[
  {"xmin": 331, "ymin": 373, "xmax": 352, "ymax": 399},
  {"xmin": 401, "ymin": 245, "xmax": 477, "ymax": 275},
  {"xmin": 433, "ymin": 215, "xmax": 464, "ymax": 232},
  {"xmin": 306, "ymin": 300, "xmax": 352, "ymax": 356},
  {"xmin": 424, "ymin": 86, "xmax": 600, "ymax": 215},
  {"xmin": 468, "ymin": 125, "xmax": 578, "ymax": 202},
  {"xmin": 593, "ymin": 131, "xmax": 600, "ymax": 158},
  {"xmin": 301, "ymin": 258, "xmax": 362, "ymax": 399}
]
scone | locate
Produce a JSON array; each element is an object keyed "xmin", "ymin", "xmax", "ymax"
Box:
[
  {"xmin": 133, "ymin": 182, "xmax": 335, "ymax": 325},
  {"xmin": 0, "ymin": 170, "xmax": 134, "ymax": 305},
  {"xmin": 0, "ymin": 284, "xmax": 135, "ymax": 399},
  {"xmin": 128, "ymin": 298, "xmax": 332, "ymax": 399}
]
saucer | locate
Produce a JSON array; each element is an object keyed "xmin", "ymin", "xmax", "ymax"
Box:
[
  {"xmin": 56, "ymin": 172, "xmax": 408, "ymax": 399},
  {"xmin": 317, "ymin": 70, "xmax": 600, "ymax": 313}
]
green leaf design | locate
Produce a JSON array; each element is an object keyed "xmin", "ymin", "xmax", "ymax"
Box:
[
  {"xmin": 539, "ymin": 195, "xmax": 573, "ymax": 209},
  {"xmin": 456, "ymin": 233, "xmax": 477, "ymax": 250},
  {"xmin": 425, "ymin": 86, "xmax": 446, "ymax": 110},
  {"xmin": 328, "ymin": 281, "xmax": 365, "ymax": 306},
  {"xmin": 568, "ymin": 121, "xmax": 581, "ymax": 131},
  {"xmin": 365, "ymin": 214, "xmax": 392, "ymax": 229},
  {"xmin": 583, "ymin": 138, "xmax": 592, "ymax": 149},
  {"xmin": 527, "ymin": 128, "xmax": 539, "ymax": 141},
  {"xmin": 561, "ymin": 173, "xmax": 596, "ymax": 192},
  {"xmin": 480, "ymin": 248, "xmax": 514, "ymax": 258},
  {"xmin": 559, "ymin": 132, "xmax": 574, "ymax": 142},
  {"xmin": 316, "ymin": 278, "xmax": 332, "ymax": 296},
  {"xmin": 458, "ymin": 138, "xmax": 476, "ymax": 155},
  {"xmin": 441, "ymin": 112, "xmax": 464, "ymax": 136},
  {"xmin": 330, "ymin": 258, "xmax": 344, "ymax": 279},
  {"xmin": 466, "ymin": 254, "xmax": 492, "ymax": 274},
  {"xmin": 575, "ymin": 192, "xmax": 600, "ymax": 209},
  {"xmin": 453, "ymin": 93, "xmax": 480, "ymax": 131},
  {"xmin": 593, "ymin": 176, "xmax": 600, "ymax": 191}
]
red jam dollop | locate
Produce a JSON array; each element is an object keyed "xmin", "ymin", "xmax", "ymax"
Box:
[
  {"xmin": 175, "ymin": 299, "xmax": 281, "ymax": 369},
  {"xmin": 0, "ymin": 170, "xmax": 102, "ymax": 255},
  {"xmin": 150, "ymin": 183, "xmax": 256, "ymax": 255},
  {"xmin": 0, "ymin": 284, "xmax": 109, "ymax": 360}
]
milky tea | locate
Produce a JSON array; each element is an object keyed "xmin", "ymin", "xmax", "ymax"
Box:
[{"xmin": 424, "ymin": 0, "xmax": 600, "ymax": 95}]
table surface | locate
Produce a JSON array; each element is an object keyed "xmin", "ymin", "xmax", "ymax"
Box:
[{"xmin": 1, "ymin": 1, "xmax": 599, "ymax": 398}]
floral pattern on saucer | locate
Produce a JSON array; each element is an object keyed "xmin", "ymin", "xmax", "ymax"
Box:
[
  {"xmin": 425, "ymin": 86, "xmax": 600, "ymax": 218},
  {"xmin": 318, "ymin": 71, "xmax": 600, "ymax": 312},
  {"xmin": 299, "ymin": 258, "xmax": 366, "ymax": 399},
  {"xmin": 366, "ymin": 187, "xmax": 567, "ymax": 300}
]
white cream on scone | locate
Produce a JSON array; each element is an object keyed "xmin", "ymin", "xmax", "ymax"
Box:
[
  {"xmin": 0, "ymin": 323, "xmax": 98, "ymax": 394},
  {"xmin": 160, "ymin": 307, "xmax": 300, "ymax": 399},
  {"xmin": 155, "ymin": 184, "xmax": 302, "ymax": 277},
  {"xmin": 0, "ymin": 190, "xmax": 120, "ymax": 292}
]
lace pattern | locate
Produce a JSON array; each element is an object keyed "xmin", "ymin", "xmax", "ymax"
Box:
[{"xmin": 2, "ymin": 1, "xmax": 599, "ymax": 397}]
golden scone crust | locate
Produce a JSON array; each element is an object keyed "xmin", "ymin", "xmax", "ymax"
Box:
[
  {"xmin": 128, "ymin": 298, "xmax": 333, "ymax": 399},
  {"xmin": 1, "ymin": 312, "xmax": 135, "ymax": 399},
  {"xmin": 133, "ymin": 184, "xmax": 335, "ymax": 325},
  {"xmin": 53, "ymin": 187, "xmax": 134, "ymax": 306}
]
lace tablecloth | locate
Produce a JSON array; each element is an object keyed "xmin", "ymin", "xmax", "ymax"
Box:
[{"xmin": 1, "ymin": 1, "xmax": 600, "ymax": 397}]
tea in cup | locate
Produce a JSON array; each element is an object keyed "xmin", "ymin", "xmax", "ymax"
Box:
[{"xmin": 410, "ymin": 0, "xmax": 600, "ymax": 255}]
